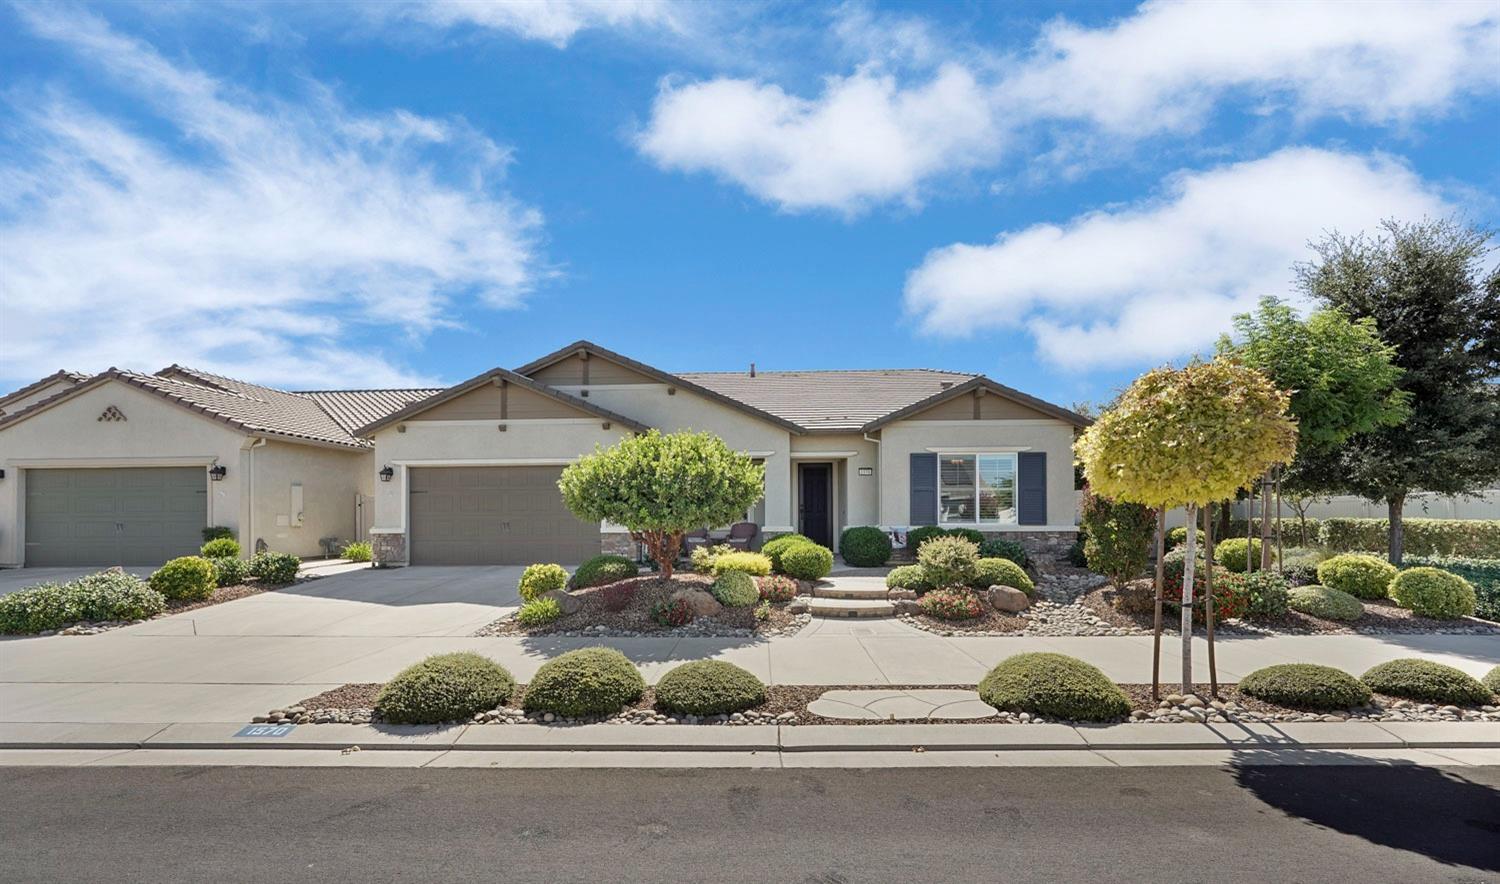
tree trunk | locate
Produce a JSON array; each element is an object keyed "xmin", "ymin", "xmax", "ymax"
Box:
[
  {"xmin": 1216, "ymin": 501, "xmax": 1232, "ymax": 541},
  {"xmin": 1202, "ymin": 504, "xmax": 1217, "ymax": 698},
  {"xmin": 1260, "ymin": 472, "xmax": 1274, "ymax": 570},
  {"xmin": 1274, "ymin": 467, "xmax": 1284, "ymax": 575},
  {"xmin": 1152, "ymin": 510, "xmax": 1165, "ymax": 702},
  {"xmin": 1387, "ymin": 493, "xmax": 1406, "ymax": 566},
  {"xmin": 639, "ymin": 530, "xmax": 683, "ymax": 580},
  {"xmin": 1180, "ymin": 503, "xmax": 1197, "ymax": 693}
]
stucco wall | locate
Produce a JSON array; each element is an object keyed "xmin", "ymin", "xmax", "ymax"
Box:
[
  {"xmin": 550, "ymin": 384, "xmax": 794, "ymax": 531},
  {"xmin": 0, "ymin": 380, "xmax": 248, "ymax": 567},
  {"xmin": 248, "ymin": 442, "xmax": 369, "ymax": 558},
  {"xmin": 877, "ymin": 419, "xmax": 1079, "ymax": 531}
]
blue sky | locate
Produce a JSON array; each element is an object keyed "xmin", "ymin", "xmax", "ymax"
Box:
[{"xmin": 2, "ymin": 1, "xmax": 1497, "ymax": 410}]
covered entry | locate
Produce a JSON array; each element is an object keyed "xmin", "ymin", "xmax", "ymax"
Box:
[
  {"xmin": 24, "ymin": 467, "xmax": 207, "ymax": 566},
  {"xmin": 407, "ymin": 465, "xmax": 600, "ymax": 565}
]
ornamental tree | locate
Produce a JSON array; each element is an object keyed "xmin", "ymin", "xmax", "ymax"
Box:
[
  {"xmin": 1079, "ymin": 488, "xmax": 1155, "ymax": 590},
  {"xmin": 1075, "ymin": 360, "xmax": 1297, "ymax": 691},
  {"xmin": 558, "ymin": 430, "xmax": 764, "ymax": 580}
]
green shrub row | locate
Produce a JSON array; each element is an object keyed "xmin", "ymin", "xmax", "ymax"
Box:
[
  {"xmin": 0, "ymin": 569, "xmax": 166, "ymax": 634},
  {"xmin": 1241, "ymin": 659, "xmax": 1495, "ymax": 710},
  {"xmin": 886, "ymin": 539, "xmax": 1034, "ymax": 597},
  {"xmin": 1319, "ymin": 517, "xmax": 1500, "ymax": 557}
]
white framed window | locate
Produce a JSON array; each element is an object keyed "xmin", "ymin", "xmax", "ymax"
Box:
[{"xmin": 939, "ymin": 453, "xmax": 1016, "ymax": 525}]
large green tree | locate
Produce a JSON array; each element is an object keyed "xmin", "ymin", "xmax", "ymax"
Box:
[
  {"xmin": 558, "ymin": 430, "xmax": 765, "ymax": 580},
  {"xmin": 1296, "ymin": 218, "xmax": 1500, "ymax": 564}
]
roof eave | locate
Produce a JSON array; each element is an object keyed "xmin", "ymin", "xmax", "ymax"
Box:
[{"xmin": 861, "ymin": 376, "xmax": 1093, "ymax": 432}]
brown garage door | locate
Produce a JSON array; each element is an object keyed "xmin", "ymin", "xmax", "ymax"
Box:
[
  {"xmin": 408, "ymin": 466, "xmax": 600, "ymax": 565},
  {"xmin": 25, "ymin": 467, "xmax": 207, "ymax": 566}
]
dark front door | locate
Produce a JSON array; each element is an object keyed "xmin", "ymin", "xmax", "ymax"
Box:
[{"xmin": 799, "ymin": 463, "xmax": 832, "ymax": 548}]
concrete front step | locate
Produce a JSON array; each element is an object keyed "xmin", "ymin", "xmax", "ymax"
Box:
[
  {"xmin": 812, "ymin": 585, "xmax": 891, "ymax": 600},
  {"xmin": 807, "ymin": 598, "xmax": 896, "ymax": 618}
]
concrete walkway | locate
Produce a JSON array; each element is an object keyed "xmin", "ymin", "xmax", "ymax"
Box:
[{"xmin": 0, "ymin": 565, "xmax": 1496, "ymax": 726}]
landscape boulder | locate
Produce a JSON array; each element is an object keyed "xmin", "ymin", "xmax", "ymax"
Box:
[
  {"xmin": 671, "ymin": 588, "xmax": 724, "ymax": 619},
  {"xmin": 988, "ymin": 585, "xmax": 1031, "ymax": 613},
  {"xmin": 539, "ymin": 589, "xmax": 583, "ymax": 615}
]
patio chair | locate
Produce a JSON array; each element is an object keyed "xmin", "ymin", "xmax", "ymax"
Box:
[
  {"xmin": 724, "ymin": 521, "xmax": 759, "ymax": 551},
  {"xmin": 682, "ymin": 528, "xmax": 712, "ymax": 557}
]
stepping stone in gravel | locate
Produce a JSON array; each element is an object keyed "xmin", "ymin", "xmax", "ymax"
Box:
[{"xmin": 807, "ymin": 689, "xmax": 998, "ymax": 721}]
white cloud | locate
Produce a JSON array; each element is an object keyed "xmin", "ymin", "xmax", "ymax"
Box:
[
  {"xmin": 903, "ymin": 147, "xmax": 1454, "ymax": 369},
  {"xmin": 376, "ymin": 0, "xmax": 680, "ymax": 47},
  {"xmin": 636, "ymin": 64, "xmax": 1003, "ymax": 214},
  {"xmin": 0, "ymin": 6, "xmax": 544, "ymax": 389},
  {"xmin": 636, "ymin": 0, "xmax": 1500, "ymax": 213}
]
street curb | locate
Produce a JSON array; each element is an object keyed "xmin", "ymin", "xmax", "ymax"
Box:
[{"xmin": 1, "ymin": 721, "xmax": 1496, "ymax": 753}]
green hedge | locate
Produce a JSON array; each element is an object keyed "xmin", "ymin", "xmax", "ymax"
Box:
[
  {"xmin": 654, "ymin": 661, "xmax": 766, "ymax": 715},
  {"xmin": 0, "ymin": 570, "xmax": 166, "ymax": 634},
  {"xmin": 978, "ymin": 537, "xmax": 1029, "ymax": 568},
  {"xmin": 522, "ymin": 647, "xmax": 645, "ymax": 717},
  {"xmin": 1320, "ymin": 518, "xmax": 1500, "ymax": 557},
  {"xmin": 839, "ymin": 526, "xmax": 892, "ymax": 567},
  {"xmin": 780, "ymin": 543, "xmax": 833, "ymax": 580},
  {"xmin": 978, "ymin": 653, "xmax": 1131, "ymax": 721},
  {"xmin": 1360, "ymin": 659, "xmax": 1492, "ymax": 705},
  {"xmin": 1405, "ymin": 556, "xmax": 1500, "ymax": 622},
  {"xmin": 761, "ymin": 534, "xmax": 812, "ymax": 571},
  {"xmin": 376, "ymin": 653, "xmax": 514, "ymax": 724}
]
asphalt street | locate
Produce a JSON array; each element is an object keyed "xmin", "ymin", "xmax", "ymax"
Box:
[{"xmin": 2, "ymin": 761, "xmax": 1497, "ymax": 882}]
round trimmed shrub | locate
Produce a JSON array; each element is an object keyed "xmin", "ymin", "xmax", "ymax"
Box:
[
  {"xmin": 946, "ymin": 527, "xmax": 985, "ymax": 546},
  {"xmin": 1484, "ymin": 665, "xmax": 1500, "ymax": 696},
  {"xmin": 209, "ymin": 555, "xmax": 248, "ymax": 588},
  {"xmin": 757, "ymin": 574, "xmax": 798, "ymax": 602},
  {"xmin": 978, "ymin": 653, "xmax": 1131, "ymax": 721},
  {"xmin": 376, "ymin": 652, "xmax": 514, "ymax": 724},
  {"xmin": 340, "ymin": 541, "xmax": 372, "ymax": 563},
  {"xmin": 1287, "ymin": 584, "xmax": 1365, "ymax": 621},
  {"xmin": 515, "ymin": 597, "xmax": 563, "ymax": 626},
  {"xmin": 522, "ymin": 647, "xmax": 645, "ymax": 717},
  {"xmin": 150, "ymin": 556, "xmax": 216, "ymax": 601},
  {"xmin": 917, "ymin": 535, "xmax": 979, "ymax": 587},
  {"xmin": 709, "ymin": 551, "xmax": 772, "ymax": 577},
  {"xmin": 839, "ymin": 526, "xmax": 892, "ymax": 567},
  {"xmin": 969, "ymin": 557, "xmax": 1034, "ymax": 594},
  {"xmin": 1388, "ymin": 567, "xmax": 1476, "ymax": 620},
  {"xmin": 569, "ymin": 554, "xmax": 639, "ymax": 589},
  {"xmin": 248, "ymin": 552, "xmax": 300, "ymax": 585},
  {"xmin": 1239, "ymin": 663, "xmax": 1371, "ymax": 710},
  {"xmin": 1215, "ymin": 537, "xmax": 1273, "ymax": 573},
  {"xmin": 1317, "ymin": 553, "xmax": 1398, "ymax": 600},
  {"xmin": 918, "ymin": 587, "xmax": 983, "ymax": 621},
  {"xmin": 885, "ymin": 564, "xmax": 933, "ymax": 593},
  {"xmin": 200, "ymin": 537, "xmax": 240, "ymax": 558},
  {"xmin": 780, "ymin": 543, "xmax": 833, "ymax": 580},
  {"xmin": 978, "ymin": 537, "xmax": 1030, "ymax": 568},
  {"xmin": 654, "ymin": 661, "xmax": 766, "ymax": 715},
  {"xmin": 711, "ymin": 570, "xmax": 759, "ymax": 607},
  {"xmin": 905, "ymin": 526, "xmax": 948, "ymax": 550},
  {"xmin": 1360, "ymin": 659, "xmax": 1492, "ymax": 705},
  {"xmin": 518, "ymin": 563, "xmax": 568, "ymax": 602},
  {"xmin": 761, "ymin": 534, "xmax": 812, "ymax": 571}
]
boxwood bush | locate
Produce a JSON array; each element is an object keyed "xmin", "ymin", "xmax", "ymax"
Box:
[
  {"xmin": 150, "ymin": 556, "xmax": 217, "ymax": 602},
  {"xmin": 1485, "ymin": 665, "xmax": 1500, "ymax": 696},
  {"xmin": 977, "ymin": 653, "xmax": 1131, "ymax": 721},
  {"xmin": 978, "ymin": 537, "xmax": 1030, "ymax": 568},
  {"xmin": 209, "ymin": 555, "xmax": 248, "ymax": 588},
  {"xmin": 0, "ymin": 569, "xmax": 166, "ymax": 634},
  {"xmin": 946, "ymin": 527, "xmax": 985, "ymax": 546},
  {"xmin": 709, "ymin": 551, "xmax": 772, "ymax": 577},
  {"xmin": 654, "ymin": 660, "xmax": 766, "ymax": 715},
  {"xmin": 1360, "ymin": 659, "xmax": 1492, "ymax": 705},
  {"xmin": 522, "ymin": 647, "xmax": 645, "ymax": 717},
  {"xmin": 376, "ymin": 652, "xmax": 515, "ymax": 724},
  {"xmin": 710, "ymin": 570, "xmax": 760, "ymax": 607},
  {"xmin": 780, "ymin": 543, "xmax": 833, "ymax": 580},
  {"xmin": 761, "ymin": 534, "xmax": 812, "ymax": 571},
  {"xmin": 969, "ymin": 557, "xmax": 1034, "ymax": 594},
  {"xmin": 1388, "ymin": 567, "xmax": 1476, "ymax": 620},
  {"xmin": 1239, "ymin": 663, "xmax": 1371, "ymax": 710},
  {"xmin": 918, "ymin": 587, "xmax": 983, "ymax": 620},
  {"xmin": 1316, "ymin": 553, "xmax": 1397, "ymax": 600},
  {"xmin": 518, "ymin": 563, "xmax": 568, "ymax": 602},
  {"xmin": 905, "ymin": 526, "xmax": 948, "ymax": 550},
  {"xmin": 1287, "ymin": 584, "xmax": 1365, "ymax": 621},
  {"xmin": 885, "ymin": 564, "xmax": 934, "ymax": 593},
  {"xmin": 1214, "ymin": 537, "xmax": 1274, "ymax": 573},
  {"xmin": 916, "ymin": 535, "xmax": 979, "ymax": 587},
  {"xmin": 569, "ymin": 554, "xmax": 639, "ymax": 589},
  {"xmin": 839, "ymin": 526, "xmax": 892, "ymax": 567},
  {"xmin": 1321, "ymin": 517, "xmax": 1500, "ymax": 557},
  {"xmin": 200, "ymin": 537, "xmax": 241, "ymax": 558},
  {"xmin": 1406, "ymin": 555, "xmax": 1500, "ymax": 621},
  {"xmin": 248, "ymin": 552, "xmax": 301, "ymax": 586}
]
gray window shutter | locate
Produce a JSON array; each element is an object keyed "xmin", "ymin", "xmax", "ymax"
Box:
[
  {"xmin": 1017, "ymin": 451, "xmax": 1047, "ymax": 525},
  {"xmin": 909, "ymin": 453, "xmax": 937, "ymax": 526}
]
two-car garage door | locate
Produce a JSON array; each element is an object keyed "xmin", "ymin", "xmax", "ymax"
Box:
[
  {"xmin": 408, "ymin": 466, "xmax": 601, "ymax": 565},
  {"xmin": 25, "ymin": 467, "xmax": 207, "ymax": 566}
]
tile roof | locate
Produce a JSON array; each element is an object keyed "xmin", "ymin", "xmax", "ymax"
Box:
[
  {"xmin": 0, "ymin": 369, "xmax": 91, "ymax": 413},
  {"xmin": 299, "ymin": 389, "xmax": 446, "ymax": 436},
  {"xmin": 679, "ymin": 369, "xmax": 977, "ymax": 432}
]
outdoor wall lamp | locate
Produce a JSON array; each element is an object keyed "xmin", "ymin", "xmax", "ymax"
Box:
[
  {"xmin": 208, "ymin": 465, "xmax": 227, "ymax": 481},
  {"xmin": 379, "ymin": 465, "xmax": 395, "ymax": 482}
]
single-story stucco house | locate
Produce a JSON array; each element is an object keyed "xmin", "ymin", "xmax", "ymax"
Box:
[{"xmin": 0, "ymin": 341, "xmax": 1089, "ymax": 568}]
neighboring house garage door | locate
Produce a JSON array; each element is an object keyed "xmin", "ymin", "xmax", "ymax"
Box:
[
  {"xmin": 25, "ymin": 467, "xmax": 207, "ymax": 567},
  {"xmin": 408, "ymin": 466, "xmax": 600, "ymax": 565}
]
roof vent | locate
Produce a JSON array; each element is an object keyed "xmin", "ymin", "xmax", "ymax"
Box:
[
  {"xmin": 749, "ymin": 362, "xmax": 756, "ymax": 378},
  {"xmin": 939, "ymin": 381, "xmax": 953, "ymax": 390}
]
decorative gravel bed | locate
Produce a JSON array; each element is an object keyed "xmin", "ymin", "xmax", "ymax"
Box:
[
  {"xmin": 40, "ymin": 582, "xmax": 283, "ymax": 636},
  {"xmin": 898, "ymin": 568, "xmax": 1144, "ymax": 637},
  {"xmin": 260, "ymin": 680, "xmax": 1500, "ymax": 728},
  {"xmin": 473, "ymin": 575, "xmax": 809, "ymax": 638}
]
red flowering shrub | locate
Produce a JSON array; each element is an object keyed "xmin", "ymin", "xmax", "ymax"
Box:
[
  {"xmin": 650, "ymin": 598, "xmax": 693, "ymax": 627},
  {"xmin": 600, "ymin": 582, "xmax": 637, "ymax": 613},
  {"xmin": 757, "ymin": 575, "xmax": 798, "ymax": 602},
  {"xmin": 918, "ymin": 588, "xmax": 984, "ymax": 621}
]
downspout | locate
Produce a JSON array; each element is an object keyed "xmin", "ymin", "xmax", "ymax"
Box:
[
  {"xmin": 863, "ymin": 431, "xmax": 882, "ymax": 526},
  {"xmin": 247, "ymin": 437, "xmax": 267, "ymax": 553}
]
